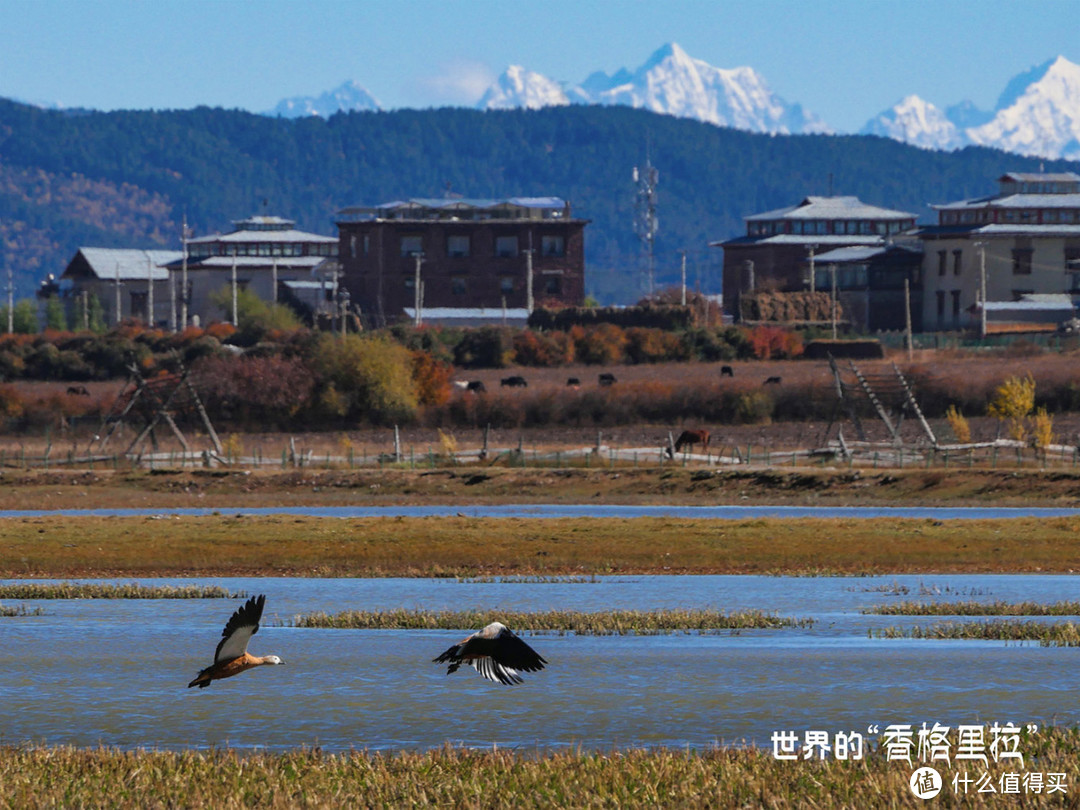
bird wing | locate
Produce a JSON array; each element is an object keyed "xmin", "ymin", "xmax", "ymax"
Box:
[
  {"xmin": 469, "ymin": 656, "xmax": 524, "ymax": 685},
  {"xmin": 213, "ymin": 594, "xmax": 265, "ymax": 663},
  {"xmin": 491, "ymin": 631, "xmax": 547, "ymax": 673}
]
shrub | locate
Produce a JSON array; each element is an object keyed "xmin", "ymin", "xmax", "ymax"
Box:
[
  {"xmin": 312, "ymin": 334, "xmax": 419, "ymax": 425},
  {"xmin": 1032, "ymin": 406, "xmax": 1054, "ymax": 450},
  {"xmin": 988, "ymin": 374, "xmax": 1036, "ymax": 441},
  {"xmin": 453, "ymin": 326, "xmax": 514, "ymax": 368},
  {"xmin": 194, "ymin": 354, "xmax": 316, "ymax": 429},
  {"xmin": 945, "ymin": 405, "xmax": 971, "ymax": 443},
  {"xmin": 410, "ymin": 350, "xmax": 453, "ymax": 407},
  {"xmin": 574, "ymin": 324, "xmax": 628, "ymax": 365}
]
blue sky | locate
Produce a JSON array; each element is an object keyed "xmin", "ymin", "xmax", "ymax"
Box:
[{"xmin": 2, "ymin": 0, "xmax": 1078, "ymax": 132}]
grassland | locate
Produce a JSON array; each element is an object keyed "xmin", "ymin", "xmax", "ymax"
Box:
[
  {"xmin": 285, "ymin": 608, "xmax": 810, "ymax": 633},
  {"xmin": 3, "ymin": 729, "xmax": 1077, "ymax": 809},
  {"xmin": 5, "ymin": 513, "xmax": 1080, "ymax": 578}
]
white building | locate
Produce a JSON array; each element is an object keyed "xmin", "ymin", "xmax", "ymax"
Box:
[
  {"xmin": 59, "ymin": 248, "xmax": 183, "ymax": 327},
  {"xmin": 918, "ymin": 172, "xmax": 1080, "ymax": 332}
]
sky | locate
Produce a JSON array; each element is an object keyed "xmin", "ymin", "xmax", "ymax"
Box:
[{"xmin": 1, "ymin": 0, "xmax": 1079, "ymax": 133}]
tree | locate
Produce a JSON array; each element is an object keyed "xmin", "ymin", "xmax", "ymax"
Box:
[
  {"xmin": 44, "ymin": 295, "xmax": 68, "ymax": 331},
  {"xmin": 312, "ymin": 333, "xmax": 419, "ymax": 425},
  {"xmin": 11, "ymin": 299, "xmax": 37, "ymax": 334},
  {"xmin": 987, "ymin": 374, "xmax": 1036, "ymax": 441}
]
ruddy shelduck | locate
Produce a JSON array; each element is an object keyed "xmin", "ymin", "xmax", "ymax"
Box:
[
  {"xmin": 188, "ymin": 594, "xmax": 284, "ymax": 688},
  {"xmin": 433, "ymin": 621, "xmax": 547, "ymax": 685}
]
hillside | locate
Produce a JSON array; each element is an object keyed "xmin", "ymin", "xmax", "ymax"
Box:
[{"xmin": 0, "ymin": 99, "xmax": 1077, "ymax": 303}]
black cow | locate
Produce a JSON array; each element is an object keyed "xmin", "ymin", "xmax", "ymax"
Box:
[
  {"xmin": 566, "ymin": 377, "xmax": 581, "ymax": 388},
  {"xmin": 466, "ymin": 380, "xmax": 486, "ymax": 393},
  {"xmin": 720, "ymin": 365, "xmax": 734, "ymax": 377},
  {"xmin": 501, "ymin": 375, "xmax": 528, "ymax": 388},
  {"xmin": 764, "ymin": 376, "xmax": 782, "ymax": 385},
  {"xmin": 66, "ymin": 385, "xmax": 90, "ymax": 396},
  {"xmin": 598, "ymin": 373, "xmax": 617, "ymax": 386}
]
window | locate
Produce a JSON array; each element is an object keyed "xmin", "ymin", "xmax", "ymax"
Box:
[
  {"xmin": 363, "ymin": 235, "xmax": 369, "ymax": 255},
  {"xmin": 130, "ymin": 291, "xmax": 148, "ymax": 322},
  {"xmin": 499, "ymin": 277, "xmax": 514, "ymax": 294},
  {"xmin": 400, "ymin": 235, "xmax": 423, "ymax": 257},
  {"xmin": 544, "ymin": 276, "xmax": 562, "ymax": 296},
  {"xmin": 952, "ymin": 250, "xmax": 962, "ymax": 275},
  {"xmin": 541, "ymin": 235, "xmax": 565, "ymax": 257},
  {"xmin": 1011, "ymin": 249, "xmax": 1033, "ymax": 275},
  {"xmin": 935, "ymin": 290, "xmax": 945, "ymax": 321},
  {"xmin": 937, "ymin": 250, "xmax": 947, "ymax": 276},
  {"xmin": 495, "ymin": 235, "xmax": 518, "ymax": 258},
  {"xmin": 451, "ymin": 277, "xmax": 467, "ymax": 295},
  {"xmin": 447, "ymin": 235, "xmax": 470, "ymax": 258},
  {"xmin": 951, "ymin": 290, "xmax": 961, "ymax": 324}
]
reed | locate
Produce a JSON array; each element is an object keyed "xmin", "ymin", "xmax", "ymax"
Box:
[
  {"xmin": 870, "ymin": 620, "xmax": 1080, "ymax": 645},
  {"xmin": 0, "ymin": 583, "xmax": 238, "ymax": 599},
  {"xmin": 286, "ymin": 608, "xmax": 811, "ymax": 634},
  {"xmin": 0, "ymin": 603, "xmax": 43, "ymax": 616},
  {"xmin": 452, "ymin": 575, "xmax": 602, "ymax": 584},
  {"xmin": 867, "ymin": 600, "xmax": 1080, "ymax": 616},
  {"xmin": 3, "ymin": 729, "xmax": 1080, "ymax": 809}
]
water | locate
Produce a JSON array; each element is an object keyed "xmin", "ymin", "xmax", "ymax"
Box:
[{"xmin": 1, "ymin": 574, "xmax": 1077, "ymax": 752}]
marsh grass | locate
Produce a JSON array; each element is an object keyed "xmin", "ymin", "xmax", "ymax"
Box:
[
  {"xmin": 4, "ymin": 729, "xmax": 1080, "ymax": 809},
  {"xmin": 0, "ymin": 583, "xmax": 238, "ymax": 599},
  {"xmin": 452, "ymin": 575, "xmax": 602, "ymax": 584},
  {"xmin": 867, "ymin": 600, "xmax": 1080, "ymax": 616},
  {"xmin": 870, "ymin": 620, "xmax": 1080, "ymax": 645},
  {"xmin": 0, "ymin": 603, "xmax": 43, "ymax": 616},
  {"xmin": 285, "ymin": 608, "xmax": 811, "ymax": 634}
]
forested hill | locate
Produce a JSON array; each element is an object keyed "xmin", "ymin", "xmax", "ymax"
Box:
[{"xmin": 0, "ymin": 98, "xmax": 1076, "ymax": 303}]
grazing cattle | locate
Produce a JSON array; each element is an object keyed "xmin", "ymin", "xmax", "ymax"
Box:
[
  {"xmin": 66, "ymin": 385, "xmax": 90, "ymax": 396},
  {"xmin": 764, "ymin": 376, "xmax": 782, "ymax": 385},
  {"xmin": 673, "ymin": 429, "xmax": 711, "ymax": 455},
  {"xmin": 188, "ymin": 595, "xmax": 284, "ymax": 689},
  {"xmin": 501, "ymin": 375, "xmax": 528, "ymax": 388},
  {"xmin": 452, "ymin": 380, "xmax": 469, "ymax": 390},
  {"xmin": 566, "ymin": 377, "xmax": 581, "ymax": 388},
  {"xmin": 433, "ymin": 621, "xmax": 547, "ymax": 686},
  {"xmin": 598, "ymin": 373, "xmax": 617, "ymax": 386},
  {"xmin": 720, "ymin": 366, "xmax": 734, "ymax": 378},
  {"xmin": 466, "ymin": 380, "xmax": 486, "ymax": 393}
]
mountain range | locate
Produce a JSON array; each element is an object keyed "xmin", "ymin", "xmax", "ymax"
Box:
[{"xmin": 268, "ymin": 45, "xmax": 1080, "ymax": 161}]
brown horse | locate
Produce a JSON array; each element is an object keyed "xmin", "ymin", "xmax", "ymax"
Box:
[{"xmin": 673, "ymin": 429, "xmax": 711, "ymax": 455}]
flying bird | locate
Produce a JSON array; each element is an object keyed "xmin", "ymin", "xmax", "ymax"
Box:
[
  {"xmin": 188, "ymin": 594, "xmax": 284, "ymax": 689},
  {"xmin": 433, "ymin": 621, "xmax": 547, "ymax": 685}
]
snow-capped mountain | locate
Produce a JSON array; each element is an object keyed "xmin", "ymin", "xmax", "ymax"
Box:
[
  {"xmin": 966, "ymin": 56, "xmax": 1080, "ymax": 160},
  {"xmin": 861, "ymin": 95, "xmax": 964, "ymax": 151},
  {"xmin": 268, "ymin": 80, "xmax": 381, "ymax": 118},
  {"xmin": 862, "ymin": 56, "xmax": 1080, "ymax": 159},
  {"xmin": 476, "ymin": 65, "xmax": 569, "ymax": 110},
  {"xmin": 477, "ymin": 43, "xmax": 830, "ymax": 135}
]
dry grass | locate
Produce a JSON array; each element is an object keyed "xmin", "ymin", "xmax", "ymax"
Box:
[
  {"xmin": 867, "ymin": 601, "xmax": 1080, "ymax": 616},
  {"xmin": 870, "ymin": 620, "xmax": 1080, "ymax": 645},
  {"xmin": 2, "ymin": 730, "xmax": 1079, "ymax": 808},
  {"xmin": 5, "ymin": 514, "xmax": 1080, "ymax": 578},
  {"xmin": 0, "ymin": 583, "xmax": 237, "ymax": 599},
  {"xmin": 285, "ymin": 608, "xmax": 810, "ymax": 633}
]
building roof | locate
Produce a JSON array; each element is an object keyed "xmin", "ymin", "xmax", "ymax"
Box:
[
  {"xmin": 1000, "ymin": 172, "xmax": 1080, "ymax": 183},
  {"xmin": 63, "ymin": 248, "xmax": 183, "ymax": 281},
  {"xmin": 982, "ymin": 294, "xmax": 1074, "ymax": 311},
  {"xmin": 168, "ymin": 256, "xmax": 328, "ymax": 270},
  {"xmin": 744, "ymin": 196, "xmax": 916, "ymax": 222},
  {"xmin": 403, "ymin": 306, "xmax": 530, "ymax": 323},
  {"xmin": 933, "ymin": 193, "xmax": 1080, "ymax": 211},
  {"xmin": 187, "ymin": 228, "xmax": 336, "ymax": 245},
  {"xmin": 813, "ymin": 244, "xmax": 923, "ymax": 263},
  {"xmin": 337, "ymin": 197, "xmax": 573, "ymax": 221},
  {"xmin": 915, "ymin": 223, "xmax": 1080, "ymax": 238},
  {"xmin": 713, "ymin": 234, "xmax": 886, "ymax": 248}
]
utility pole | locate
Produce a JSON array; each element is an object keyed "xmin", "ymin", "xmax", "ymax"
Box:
[
  {"xmin": 745, "ymin": 259, "xmax": 755, "ymax": 292},
  {"xmin": 6, "ymin": 264, "xmax": 13, "ymax": 334},
  {"xmin": 976, "ymin": 241, "xmax": 988, "ymax": 339},
  {"xmin": 413, "ymin": 252, "xmax": 424, "ymax": 327},
  {"xmin": 830, "ymin": 263, "xmax": 838, "ymax": 339},
  {"xmin": 808, "ymin": 245, "xmax": 818, "ymax": 292},
  {"xmin": 180, "ymin": 215, "xmax": 190, "ymax": 330},
  {"xmin": 904, "ymin": 278, "xmax": 913, "ymax": 361},
  {"xmin": 231, "ymin": 252, "xmax": 238, "ymax": 327},
  {"xmin": 679, "ymin": 250, "xmax": 687, "ymax": 306},
  {"xmin": 146, "ymin": 253, "xmax": 154, "ymax": 327},
  {"xmin": 169, "ymin": 272, "xmax": 177, "ymax": 332},
  {"xmin": 115, "ymin": 261, "xmax": 122, "ymax": 326},
  {"xmin": 633, "ymin": 156, "xmax": 659, "ymax": 298},
  {"xmin": 272, "ymin": 258, "xmax": 278, "ymax": 304},
  {"xmin": 524, "ymin": 248, "xmax": 534, "ymax": 313}
]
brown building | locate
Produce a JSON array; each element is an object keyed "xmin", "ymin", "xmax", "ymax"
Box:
[
  {"xmin": 336, "ymin": 197, "xmax": 587, "ymax": 327},
  {"xmin": 714, "ymin": 196, "xmax": 917, "ymax": 320}
]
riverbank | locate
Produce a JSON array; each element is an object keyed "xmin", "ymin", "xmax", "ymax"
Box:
[{"xmin": 3, "ymin": 465, "xmax": 1080, "ymax": 512}]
